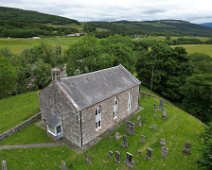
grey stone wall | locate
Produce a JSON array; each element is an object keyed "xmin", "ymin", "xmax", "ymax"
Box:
[
  {"xmin": 0, "ymin": 113, "xmax": 41, "ymax": 140},
  {"xmin": 81, "ymin": 85, "xmax": 139, "ymax": 146},
  {"xmin": 40, "ymin": 82, "xmax": 81, "ymax": 147}
]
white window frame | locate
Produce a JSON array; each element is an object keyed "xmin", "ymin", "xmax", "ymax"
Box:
[
  {"xmin": 113, "ymin": 97, "xmax": 119, "ymax": 119},
  {"xmin": 127, "ymin": 91, "xmax": 132, "ymax": 111},
  {"xmin": 95, "ymin": 105, "xmax": 101, "ymax": 130},
  {"xmin": 47, "ymin": 124, "xmax": 62, "ymax": 136}
]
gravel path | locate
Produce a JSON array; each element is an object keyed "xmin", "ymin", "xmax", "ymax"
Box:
[{"xmin": 0, "ymin": 143, "xmax": 64, "ymax": 150}]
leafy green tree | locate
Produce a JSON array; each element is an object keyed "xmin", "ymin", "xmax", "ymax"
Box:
[
  {"xmin": 32, "ymin": 60, "xmax": 51, "ymax": 89},
  {"xmin": 0, "ymin": 56, "xmax": 17, "ymax": 98},
  {"xmin": 180, "ymin": 74, "xmax": 212, "ymax": 122},
  {"xmin": 198, "ymin": 122, "xmax": 212, "ymax": 170},
  {"xmin": 136, "ymin": 44, "xmax": 192, "ymax": 101}
]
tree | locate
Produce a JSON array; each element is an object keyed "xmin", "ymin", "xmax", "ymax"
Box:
[
  {"xmin": 32, "ymin": 60, "xmax": 51, "ymax": 89},
  {"xmin": 0, "ymin": 56, "xmax": 17, "ymax": 98},
  {"xmin": 180, "ymin": 75, "xmax": 212, "ymax": 122},
  {"xmin": 136, "ymin": 44, "xmax": 192, "ymax": 101},
  {"xmin": 198, "ymin": 122, "xmax": 212, "ymax": 170}
]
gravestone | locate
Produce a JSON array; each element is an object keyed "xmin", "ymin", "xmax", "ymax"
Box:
[
  {"xmin": 61, "ymin": 160, "xmax": 66, "ymax": 170},
  {"xmin": 161, "ymin": 146, "xmax": 168, "ymax": 158},
  {"xmin": 115, "ymin": 151, "xmax": 120, "ymax": 163},
  {"xmin": 122, "ymin": 135, "xmax": 128, "ymax": 148},
  {"xmin": 160, "ymin": 138, "xmax": 166, "ymax": 146},
  {"xmin": 126, "ymin": 121, "xmax": 135, "ymax": 135},
  {"xmin": 159, "ymin": 98, "xmax": 164, "ymax": 111},
  {"xmin": 125, "ymin": 152, "xmax": 133, "ymax": 168},
  {"xmin": 1, "ymin": 160, "xmax": 7, "ymax": 170},
  {"xmin": 162, "ymin": 110, "xmax": 167, "ymax": 120},
  {"xmin": 86, "ymin": 155, "xmax": 92, "ymax": 165},
  {"xmin": 115, "ymin": 132, "xmax": 120, "ymax": 140},
  {"xmin": 108, "ymin": 150, "xmax": 113, "ymax": 158},
  {"xmin": 137, "ymin": 115, "xmax": 142, "ymax": 126},
  {"xmin": 141, "ymin": 135, "xmax": 146, "ymax": 144},
  {"xmin": 183, "ymin": 142, "xmax": 192, "ymax": 154},
  {"xmin": 146, "ymin": 148, "xmax": 153, "ymax": 159},
  {"xmin": 154, "ymin": 103, "xmax": 157, "ymax": 112}
]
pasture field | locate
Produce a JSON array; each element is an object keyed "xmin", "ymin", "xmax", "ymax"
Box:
[
  {"xmin": 0, "ymin": 88, "xmax": 205, "ymax": 170},
  {"xmin": 0, "ymin": 37, "xmax": 81, "ymax": 54},
  {"xmin": 173, "ymin": 44, "xmax": 212, "ymax": 56}
]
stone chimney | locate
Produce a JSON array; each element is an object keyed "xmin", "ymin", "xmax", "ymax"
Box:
[{"xmin": 51, "ymin": 67, "xmax": 61, "ymax": 81}]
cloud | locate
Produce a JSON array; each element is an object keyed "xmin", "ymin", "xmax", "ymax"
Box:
[{"xmin": 1, "ymin": 0, "xmax": 212, "ymax": 23}]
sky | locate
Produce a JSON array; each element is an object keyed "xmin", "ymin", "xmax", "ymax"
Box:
[{"xmin": 1, "ymin": 0, "xmax": 212, "ymax": 23}]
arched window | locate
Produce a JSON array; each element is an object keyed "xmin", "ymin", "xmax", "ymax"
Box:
[
  {"xmin": 113, "ymin": 97, "xmax": 119, "ymax": 119},
  {"xmin": 95, "ymin": 105, "xmax": 101, "ymax": 129},
  {"xmin": 128, "ymin": 91, "xmax": 132, "ymax": 111}
]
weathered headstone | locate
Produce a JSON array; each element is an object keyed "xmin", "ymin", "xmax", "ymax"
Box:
[
  {"xmin": 126, "ymin": 121, "xmax": 135, "ymax": 135},
  {"xmin": 183, "ymin": 142, "xmax": 192, "ymax": 154},
  {"xmin": 108, "ymin": 150, "xmax": 113, "ymax": 158},
  {"xmin": 61, "ymin": 160, "xmax": 66, "ymax": 170},
  {"xmin": 122, "ymin": 135, "xmax": 128, "ymax": 148},
  {"xmin": 137, "ymin": 115, "xmax": 142, "ymax": 126},
  {"xmin": 1, "ymin": 160, "xmax": 7, "ymax": 170},
  {"xmin": 161, "ymin": 146, "xmax": 168, "ymax": 158},
  {"xmin": 86, "ymin": 154, "xmax": 92, "ymax": 165},
  {"xmin": 141, "ymin": 135, "xmax": 146, "ymax": 144},
  {"xmin": 115, "ymin": 132, "xmax": 120, "ymax": 140},
  {"xmin": 146, "ymin": 148, "xmax": 153, "ymax": 159},
  {"xmin": 162, "ymin": 110, "xmax": 167, "ymax": 120},
  {"xmin": 160, "ymin": 138, "xmax": 166, "ymax": 146},
  {"xmin": 115, "ymin": 151, "xmax": 120, "ymax": 163},
  {"xmin": 159, "ymin": 98, "xmax": 164, "ymax": 111},
  {"xmin": 154, "ymin": 103, "xmax": 157, "ymax": 112},
  {"xmin": 125, "ymin": 152, "xmax": 133, "ymax": 168}
]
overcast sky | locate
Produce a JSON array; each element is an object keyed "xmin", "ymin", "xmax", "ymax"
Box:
[{"xmin": 1, "ymin": 0, "xmax": 212, "ymax": 23}]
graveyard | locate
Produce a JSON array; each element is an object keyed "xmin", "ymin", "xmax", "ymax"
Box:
[{"xmin": 0, "ymin": 87, "xmax": 205, "ymax": 170}]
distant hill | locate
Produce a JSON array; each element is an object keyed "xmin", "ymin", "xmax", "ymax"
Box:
[
  {"xmin": 0, "ymin": 6, "xmax": 80, "ymax": 38},
  {"xmin": 0, "ymin": 6, "xmax": 78, "ymax": 25},
  {"xmin": 90, "ymin": 20, "xmax": 212, "ymax": 37},
  {"xmin": 201, "ymin": 22, "xmax": 212, "ymax": 28}
]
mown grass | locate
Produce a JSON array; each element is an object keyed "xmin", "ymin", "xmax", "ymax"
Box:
[
  {"xmin": 0, "ymin": 123, "xmax": 53, "ymax": 145},
  {"xmin": 0, "ymin": 88, "xmax": 205, "ymax": 170},
  {"xmin": 0, "ymin": 146, "xmax": 77, "ymax": 170},
  {"xmin": 0, "ymin": 36, "xmax": 81, "ymax": 54},
  {"xmin": 0, "ymin": 91, "xmax": 39, "ymax": 134},
  {"xmin": 172, "ymin": 44, "xmax": 212, "ymax": 56}
]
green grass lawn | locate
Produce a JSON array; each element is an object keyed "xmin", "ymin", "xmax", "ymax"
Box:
[
  {"xmin": 0, "ymin": 88, "xmax": 205, "ymax": 170},
  {"xmin": 0, "ymin": 91, "xmax": 39, "ymax": 134},
  {"xmin": 0, "ymin": 36, "xmax": 81, "ymax": 54},
  {"xmin": 0, "ymin": 123, "xmax": 53, "ymax": 145},
  {"xmin": 172, "ymin": 44, "xmax": 212, "ymax": 56},
  {"xmin": 0, "ymin": 146, "xmax": 77, "ymax": 170}
]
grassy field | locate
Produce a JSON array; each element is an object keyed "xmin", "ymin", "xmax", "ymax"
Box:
[
  {"xmin": 0, "ymin": 123, "xmax": 53, "ymax": 145},
  {"xmin": 0, "ymin": 92, "xmax": 39, "ymax": 134},
  {"xmin": 0, "ymin": 37, "xmax": 81, "ymax": 54},
  {"xmin": 0, "ymin": 89, "xmax": 206, "ymax": 170},
  {"xmin": 173, "ymin": 44, "xmax": 212, "ymax": 56}
]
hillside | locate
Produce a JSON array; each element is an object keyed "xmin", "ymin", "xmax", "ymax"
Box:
[
  {"xmin": 0, "ymin": 6, "xmax": 78, "ymax": 25},
  {"xmin": 0, "ymin": 7, "xmax": 81, "ymax": 38},
  {"xmin": 90, "ymin": 20, "xmax": 212, "ymax": 37},
  {"xmin": 0, "ymin": 89, "xmax": 206, "ymax": 170},
  {"xmin": 201, "ymin": 22, "xmax": 212, "ymax": 28}
]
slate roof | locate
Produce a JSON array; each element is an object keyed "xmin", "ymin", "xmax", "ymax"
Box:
[{"xmin": 57, "ymin": 64, "xmax": 140, "ymax": 111}]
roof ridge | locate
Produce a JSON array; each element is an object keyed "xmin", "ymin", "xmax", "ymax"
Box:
[{"xmin": 61, "ymin": 65, "xmax": 120, "ymax": 80}]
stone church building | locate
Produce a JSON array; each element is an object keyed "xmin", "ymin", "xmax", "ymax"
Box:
[{"xmin": 40, "ymin": 65, "xmax": 140, "ymax": 148}]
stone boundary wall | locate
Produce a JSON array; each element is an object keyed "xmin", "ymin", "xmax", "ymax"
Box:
[{"xmin": 0, "ymin": 113, "xmax": 41, "ymax": 140}]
